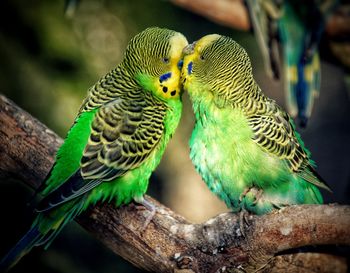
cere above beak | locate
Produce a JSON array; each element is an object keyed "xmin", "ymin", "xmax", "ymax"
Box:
[{"xmin": 182, "ymin": 42, "xmax": 196, "ymax": 55}]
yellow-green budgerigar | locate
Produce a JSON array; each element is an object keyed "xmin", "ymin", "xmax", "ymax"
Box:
[
  {"xmin": 0, "ymin": 27, "xmax": 188, "ymax": 271},
  {"xmin": 181, "ymin": 34, "xmax": 331, "ymax": 215}
]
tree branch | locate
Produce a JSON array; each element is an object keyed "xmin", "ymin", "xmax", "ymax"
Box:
[
  {"xmin": 0, "ymin": 94, "xmax": 349, "ymax": 272},
  {"xmin": 170, "ymin": 0, "xmax": 350, "ymax": 39},
  {"xmin": 170, "ymin": 0, "xmax": 251, "ymax": 31}
]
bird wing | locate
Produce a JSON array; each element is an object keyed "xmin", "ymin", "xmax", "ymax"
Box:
[
  {"xmin": 36, "ymin": 90, "xmax": 167, "ymax": 212},
  {"xmin": 80, "ymin": 90, "xmax": 167, "ymax": 181},
  {"xmin": 246, "ymin": 99, "xmax": 331, "ymax": 191}
]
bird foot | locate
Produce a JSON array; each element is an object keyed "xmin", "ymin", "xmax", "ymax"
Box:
[
  {"xmin": 133, "ymin": 196, "xmax": 156, "ymax": 233},
  {"xmin": 239, "ymin": 187, "xmax": 252, "ymax": 202},
  {"xmin": 239, "ymin": 209, "xmax": 250, "ymax": 238},
  {"xmin": 240, "ymin": 187, "xmax": 264, "ymax": 206},
  {"xmin": 252, "ymin": 188, "xmax": 264, "ymax": 205}
]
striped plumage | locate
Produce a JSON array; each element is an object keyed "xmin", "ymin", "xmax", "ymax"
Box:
[
  {"xmin": 1, "ymin": 27, "xmax": 188, "ymax": 271},
  {"xmin": 80, "ymin": 91, "xmax": 167, "ymax": 180},
  {"xmin": 182, "ymin": 34, "xmax": 330, "ymax": 215}
]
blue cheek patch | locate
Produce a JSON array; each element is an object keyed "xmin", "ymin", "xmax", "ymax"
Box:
[
  {"xmin": 177, "ymin": 60, "xmax": 183, "ymax": 70},
  {"xmin": 159, "ymin": 72, "xmax": 172, "ymax": 83},
  {"xmin": 187, "ymin": 61, "xmax": 193, "ymax": 75}
]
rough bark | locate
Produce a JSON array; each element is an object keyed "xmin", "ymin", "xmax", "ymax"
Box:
[{"xmin": 0, "ymin": 94, "xmax": 349, "ymax": 273}]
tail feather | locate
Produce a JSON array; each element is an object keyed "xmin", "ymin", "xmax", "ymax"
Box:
[
  {"xmin": 38, "ymin": 198, "xmax": 86, "ymax": 250},
  {"xmin": 1, "ymin": 198, "xmax": 86, "ymax": 271},
  {"xmin": 305, "ymin": 184, "xmax": 324, "ymax": 204},
  {"xmin": 284, "ymin": 52, "xmax": 320, "ymax": 128},
  {"xmin": 0, "ymin": 227, "xmax": 42, "ymax": 272},
  {"xmin": 299, "ymin": 53, "xmax": 320, "ymax": 125}
]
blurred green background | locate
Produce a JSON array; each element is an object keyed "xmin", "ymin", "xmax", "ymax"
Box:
[{"xmin": 0, "ymin": 0, "xmax": 349, "ymax": 272}]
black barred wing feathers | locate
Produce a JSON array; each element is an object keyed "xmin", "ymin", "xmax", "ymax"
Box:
[
  {"xmin": 81, "ymin": 90, "xmax": 167, "ymax": 181},
  {"xmin": 36, "ymin": 90, "xmax": 167, "ymax": 212},
  {"xmin": 247, "ymin": 100, "xmax": 330, "ymax": 191}
]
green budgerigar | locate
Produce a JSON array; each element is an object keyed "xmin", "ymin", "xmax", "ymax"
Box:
[
  {"xmin": 181, "ymin": 34, "xmax": 331, "ymax": 215},
  {"xmin": 1, "ymin": 27, "xmax": 188, "ymax": 271}
]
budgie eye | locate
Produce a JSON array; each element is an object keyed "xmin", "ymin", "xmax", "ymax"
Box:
[
  {"xmin": 162, "ymin": 57, "xmax": 170, "ymax": 64},
  {"xmin": 200, "ymin": 55, "xmax": 205, "ymax": 61}
]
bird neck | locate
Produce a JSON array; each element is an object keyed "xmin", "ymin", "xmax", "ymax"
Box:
[
  {"xmin": 114, "ymin": 64, "xmax": 139, "ymax": 88},
  {"xmin": 214, "ymin": 76, "xmax": 265, "ymax": 111},
  {"xmin": 189, "ymin": 77, "xmax": 266, "ymax": 123},
  {"xmin": 78, "ymin": 65, "xmax": 140, "ymax": 113}
]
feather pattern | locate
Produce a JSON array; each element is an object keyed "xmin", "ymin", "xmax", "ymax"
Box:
[
  {"xmin": 182, "ymin": 34, "xmax": 330, "ymax": 215},
  {"xmin": 1, "ymin": 27, "xmax": 188, "ymax": 271},
  {"xmin": 81, "ymin": 89, "xmax": 167, "ymax": 181}
]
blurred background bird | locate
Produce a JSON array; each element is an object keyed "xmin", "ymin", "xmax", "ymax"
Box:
[
  {"xmin": 246, "ymin": 0, "xmax": 339, "ymax": 127},
  {"xmin": 64, "ymin": 0, "xmax": 80, "ymax": 18}
]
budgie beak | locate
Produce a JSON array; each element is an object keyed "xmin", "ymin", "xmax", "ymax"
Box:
[
  {"xmin": 181, "ymin": 46, "xmax": 194, "ymax": 88},
  {"xmin": 182, "ymin": 42, "xmax": 196, "ymax": 55}
]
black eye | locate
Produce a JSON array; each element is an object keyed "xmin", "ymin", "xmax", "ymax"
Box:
[
  {"xmin": 200, "ymin": 55, "xmax": 205, "ymax": 61},
  {"xmin": 162, "ymin": 57, "xmax": 170, "ymax": 64}
]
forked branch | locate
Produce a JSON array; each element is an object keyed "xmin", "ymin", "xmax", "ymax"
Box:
[{"xmin": 0, "ymin": 94, "xmax": 349, "ymax": 273}]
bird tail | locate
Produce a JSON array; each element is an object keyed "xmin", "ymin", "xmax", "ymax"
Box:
[
  {"xmin": 304, "ymin": 184, "xmax": 324, "ymax": 204},
  {"xmin": 299, "ymin": 53, "xmax": 320, "ymax": 127},
  {"xmin": 0, "ymin": 224, "xmax": 67, "ymax": 272},
  {"xmin": 0, "ymin": 199, "xmax": 85, "ymax": 272},
  {"xmin": 0, "ymin": 227, "xmax": 42, "ymax": 272},
  {"xmin": 284, "ymin": 52, "xmax": 320, "ymax": 127}
]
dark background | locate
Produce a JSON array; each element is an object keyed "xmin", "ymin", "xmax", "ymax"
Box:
[{"xmin": 0, "ymin": 0, "xmax": 349, "ymax": 272}]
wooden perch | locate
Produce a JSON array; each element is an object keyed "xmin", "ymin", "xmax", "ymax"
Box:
[
  {"xmin": 170, "ymin": 0, "xmax": 251, "ymax": 31},
  {"xmin": 0, "ymin": 94, "xmax": 349, "ymax": 273}
]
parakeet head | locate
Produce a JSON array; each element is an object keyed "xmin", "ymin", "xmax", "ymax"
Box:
[
  {"xmin": 122, "ymin": 27, "xmax": 188, "ymax": 100},
  {"xmin": 181, "ymin": 34, "xmax": 254, "ymax": 99}
]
